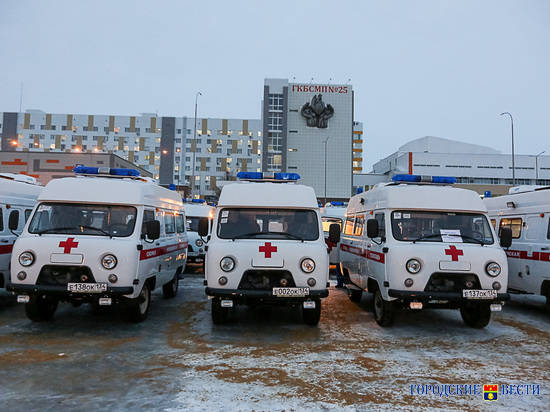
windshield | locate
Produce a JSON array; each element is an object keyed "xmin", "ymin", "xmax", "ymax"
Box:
[
  {"xmin": 322, "ymin": 217, "xmax": 342, "ymax": 234},
  {"xmin": 391, "ymin": 210, "xmax": 494, "ymax": 244},
  {"xmin": 217, "ymin": 208, "xmax": 319, "ymax": 241},
  {"xmin": 28, "ymin": 203, "xmax": 137, "ymax": 237},
  {"xmin": 186, "ymin": 217, "xmax": 202, "ymax": 232}
]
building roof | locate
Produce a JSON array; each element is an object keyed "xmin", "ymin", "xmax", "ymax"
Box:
[{"xmin": 398, "ymin": 136, "xmax": 501, "ymax": 155}]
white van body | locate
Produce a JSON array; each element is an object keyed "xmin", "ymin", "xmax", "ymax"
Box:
[
  {"xmin": 485, "ymin": 186, "xmax": 550, "ymax": 306},
  {"xmin": 320, "ymin": 204, "xmax": 346, "ymax": 268},
  {"xmin": 184, "ymin": 202, "xmax": 214, "ymax": 265},
  {"xmin": 339, "ymin": 178, "xmax": 509, "ymax": 327},
  {"xmin": 0, "ymin": 174, "xmax": 42, "ymax": 294},
  {"xmin": 8, "ymin": 169, "xmax": 188, "ymax": 322},
  {"xmin": 204, "ymin": 177, "xmax": 329, "ymax": 325}
]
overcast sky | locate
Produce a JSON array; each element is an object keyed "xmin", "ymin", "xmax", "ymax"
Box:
[{"xmin": 1, "ymin": 0, "xmax": 548, "ymax": 170}]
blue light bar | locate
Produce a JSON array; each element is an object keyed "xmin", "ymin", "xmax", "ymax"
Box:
[
  {"xmin": 168, "ymin": 184, "xmax": 176, "ymax": 191},
  {"xmin": 236, "ymin": 172, "xmax": 300, "ymax": 181},
  {"xmin": 192, "ymin": 199, "xmax": 206, "ymax": 203},
  {"xmin": 73, "ymin": 165, "xmax": 140, "ymax": 177},
  {"xmin": 392, "ymin": 174, "xmax": 456, "ymax": 184},
  {"xmin": 208, "ymin": 202, "xmax": 216, "ymax": 207},
  {"xmin": 330, "ymin": 201, "xmax": 344, "ymax": 206}
]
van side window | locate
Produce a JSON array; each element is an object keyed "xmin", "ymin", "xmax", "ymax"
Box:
[
  {"xmin": 490, "ymin": 219, "xmax": 496, "ymax": 229},
  {"xmin": 375, "ymin": 213, "xmax": 386, "ymax": 238},
  {"xmin": 141, "ymin": 210, "xmax": 155, "ymax": 236},
  {"xmin": 499, "ymin": 218, "xmax": 522, "ymax": 239},
  {"xmin": 354, "ymin": 215, "xmax": 364, "ymax": 236},
  {"xmin": 547, "ymin": 219, "xmax": 550, "ymax": 240},
  {"xmin": 165, "ymin": 213, "xmax": 176, "ymax": 234},
  {"xmin": 9, "ymin": 210, "xmax": 19, "ymax": 230},
  {"xmin": 24, "ymin": 209, "xmax": 32, "ymax": 223},
  {"xmin": 0, "ymin": 208, "xmax": 3, "ymax": 231},
  {"xmin": 343, "ymin": 216, "xmax": 355, "ymax": 235},
  {"xmin": 176, "ymin": 214, "xmax": 185, "ymax": 233}
]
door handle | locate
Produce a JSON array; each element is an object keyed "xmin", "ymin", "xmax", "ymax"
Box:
[
  {"xmin": 541, "ymin": 247, "xmax": 549, "ymax": 250},
  {"xmin": 0, "ymin": 239, "xmax": 9, "ymax": 243}
]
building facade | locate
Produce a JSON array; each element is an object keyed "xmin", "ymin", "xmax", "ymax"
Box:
[
  {"xmin": 0, "ymin": 151, "xmax": 151, "ymax": 185},
  {"xmin": 1, "ymin": 111, "xmax": 261, "ymax": 197},
  {"xmin": 262, "ymin": 79, "xmax": 362, "ymax": 200}
]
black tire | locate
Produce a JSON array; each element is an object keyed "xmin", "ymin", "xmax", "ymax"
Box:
[
  {"xmin": 349, "ymin": 288, "xmax": 363, "ymax": 302},
  {"xmin": 124, "ymin": 284, "xmax": 151, "ymax": 323},
  {"xmin": 211, "ymin": 297, "xmax": 229, "ymax": 324},
  {"xmin": 162, "ymin": 272, "xmax": 179, "ymax": 299},
  {"xmin": 544, "ymin": 292, "xmax": 550, "ymax": 314},
  {"xmin": 25, "ymin": 295, "xmax": 58, "ymax": 322},
  {"xmin": 373, "ymin": 289, "xmax": 394, "ymax": 327},
  {"xmin": 460, "ymin": 303, "xmax": 491, "ymax": 328},
  {"xmin": 302, "ymin": 300, "xmax": 321, "ymax": 326}
]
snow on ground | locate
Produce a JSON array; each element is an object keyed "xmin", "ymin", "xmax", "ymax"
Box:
[{"xmin": 0, "ymin": 268, "xmax": 548, "ymax": 411}]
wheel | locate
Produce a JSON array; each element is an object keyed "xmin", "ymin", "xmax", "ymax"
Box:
[
  {"xmin": 25, "ymin": 295, "xmax": 58, "ymax": 322},
  {"xmin": 348, "ymin": 288, "xmax": 363, "ymax": 302},
  {"xmin": 544, "ymin": 292, "xmax": 550, "ymax": 314},
  {"xmin": 211, "ymin": 298, "xmax": 229, "ymax": 324},
  {"xmin": 460, "ymin": 303, "xmax": 491, "ymax": 328},
  {"xmin": 302, "ymin": 300, "xmax": 321, "ymax": 326},
  {"xmin": 124, "ymin": 284, "xmax": 151, "ymax": 323},
  {"xmin": 162, "ymin": 272, "xmax": 179, "ymax": 299},
  {"xmin": 373, "ymin": 289, "xmax": 394, "ymax": 327}
]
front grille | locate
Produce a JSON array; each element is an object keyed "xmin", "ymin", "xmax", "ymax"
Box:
[
  {"xmin": 37, "ymin": 265, "xmax": 96, "ymax": 286},
  {"xmin": 238, "ymin": 270, "xmax": 296, "ymax": 290},
  {"xmin": 424, "ymin": 272, "xmax": 481, "ymax": 293}
]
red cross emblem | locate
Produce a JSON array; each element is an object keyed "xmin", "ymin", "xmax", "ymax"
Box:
[
  {"xmin": 445, "ymin": 245, "xmax": 463, "ymax": 261},
  {"xmin": 259, "ymin": 242, "xmax": 277, "ymax": 258},
  {"xmin": 59, "ymin": 237, "xmax": 79, "ymax": 254}
]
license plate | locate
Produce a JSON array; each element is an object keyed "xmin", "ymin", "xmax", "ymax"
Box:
[
  {"xmin": 67, "ymin": 283, "xmax": 108, "ymax": 293},
  {"xmin": 462, "ymin": 289, "xmax": 497, "ymax": 299},
  {"xmin": 272, "ymin": 287, "xmax": 310, "ymax": 297}
]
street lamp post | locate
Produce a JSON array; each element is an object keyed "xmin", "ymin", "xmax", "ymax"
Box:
[
  {"xmin": 535, "ymin": 150, "xmax": 546, "ymax": 182},
  {"xmin": 323, "ymin": 136, "xmax": 331, "ymax": 205},
  {"xmin": 191, "ymin": 91, "xmax": 202, "ymax": 197},
  {"xmin": 500, "ymin": 112, "xmax": 515, "ymax": 186}
]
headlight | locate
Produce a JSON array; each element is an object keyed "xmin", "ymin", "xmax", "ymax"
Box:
[
  {"xmin": 486, "ymin": 262, "xmax": 501, "ymax": 277},
  {"xmin": 19, "ymin": 251, "xmax": 35, "ymax": 267},
  {"xmin": 220, "ymin": 256, "xmax": 235, "ymax": 272},
  {"xmin": 406, "ymin": 258, "xmax": 421, "ymax": 274},
  {"xmin": 301, "ymin": 258, "xmax": 315, "ymax": 273},
  {"xmin": 101, "ymin": 254, "xmax": 117, "ymax": 270},
  {"xmin": 195, "ymin": 239, "xmax": 204, "ymax": 247}
]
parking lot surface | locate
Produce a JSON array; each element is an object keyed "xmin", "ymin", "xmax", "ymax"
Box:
[{"xmin": 0, "ymin": 265, "xmax": 549, "ymax": 411}]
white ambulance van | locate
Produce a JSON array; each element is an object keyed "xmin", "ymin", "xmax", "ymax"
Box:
[
  {"xmin": 0, "ymin": 174, "xmax": 42, "ymax": 296},
  {"xmin": 485, "ymin": 186, "xmax": 550, "ymax": 309},
  {"xmin": 339, "ymin": 175, "xmax": 511, "ymax": 328},
  {"xmin": 7, "ymin": 166, "xmax": 188, "ymax": 322},
  {"xmin": 183, "ymin": 199, "xmax": 214, "ymax": 266},
  {"xmin": 320, "ymin": 202, "xmax": 347, "ymax": 271},
  {"xmin": 200, "ymin": 172, "xmax": 339, "ymax": 325}
]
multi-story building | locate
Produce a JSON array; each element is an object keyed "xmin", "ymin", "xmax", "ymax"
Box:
[
  {"xmin": 262, "ymin": 79, "xmax": 361, "ymax": 200},
  {"xmin": 1, "ymin": 111, "xmax": 261, "ymax": 198}
]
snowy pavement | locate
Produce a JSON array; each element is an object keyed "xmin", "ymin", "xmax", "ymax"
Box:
[{"xmin": 0, "ymin": 266, "xmax": 549, "ymax": 411}]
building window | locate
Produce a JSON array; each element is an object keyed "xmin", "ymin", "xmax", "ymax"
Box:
[
  {"xmin": 268, "ymin": 94, "xmax": 284, "ymax": 111},
  {"xmin": 267, "ymin": 113, "xmax": 283, "ymax": 131}
]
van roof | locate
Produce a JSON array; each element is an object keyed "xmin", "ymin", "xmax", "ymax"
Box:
[
  {"xmin": 0, "ymin": 175, "xmax": 42, "ymax": 205},
  {"xmin": 484, "ymin": 188, "xmax": 550, "ymax": 215},
  {"xmin": 348, "ymin": 184, "xmax": 487, "ymax": 213},
  {"xmin": 38, "ymin": 176, "xmax": 182, "ymax": 209},
  {"xmin": 184, "ymin": 203, "xmax": 214, "ymax": 217},
  {"xmin": 218, "ymin": 182, "xmax": 318, "ymax": 208}
]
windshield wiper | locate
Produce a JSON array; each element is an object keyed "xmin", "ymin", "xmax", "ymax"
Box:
[
  {"xmin": 460, "ymin": 235, "xmax": 485, "ymax": 245},
  {"xmin": 36, "ymin": 225, "xmax": 112, "ymax": 237},
  {"xmin": 411, "ymin": 234, "xmax": 442, "ymax": 243},
  {"xmin": 232, "ymin": 231, "xmax": 304, "ymax": 241}
]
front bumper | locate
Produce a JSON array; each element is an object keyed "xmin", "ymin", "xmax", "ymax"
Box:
[
  {"xmin": 7, "ymin": 283, "xmax": 134, "ymax": 300},
  {"xmin": 205, "ymin": 287, "xmax": 329, "ymax": 303},
  {"xmin": 388, "ymin": 289, "xmax": 510, "ymax": 307}
]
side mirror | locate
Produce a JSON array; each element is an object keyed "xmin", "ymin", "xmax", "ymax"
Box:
[
  {"xmin": 366, "ymin": 219, "xmax": 379, "ymax": 239},
  {"xmin": 8, "ymin": 210, "xmax": 19, "ymax": 231},
  {"xmin": 499, "ymin": 227, "xmax": 512, "ymax": 248},
  {"xmin": 146, "ymin": 220, "xmax": 161, "ymax": 240},
  {"xmin": 198, "ymin": 217, "xmax": 209, "ymax": 237},
  {"xmin": 328, "ymin": 223, "xmax": 341, "ymax": 243}
]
